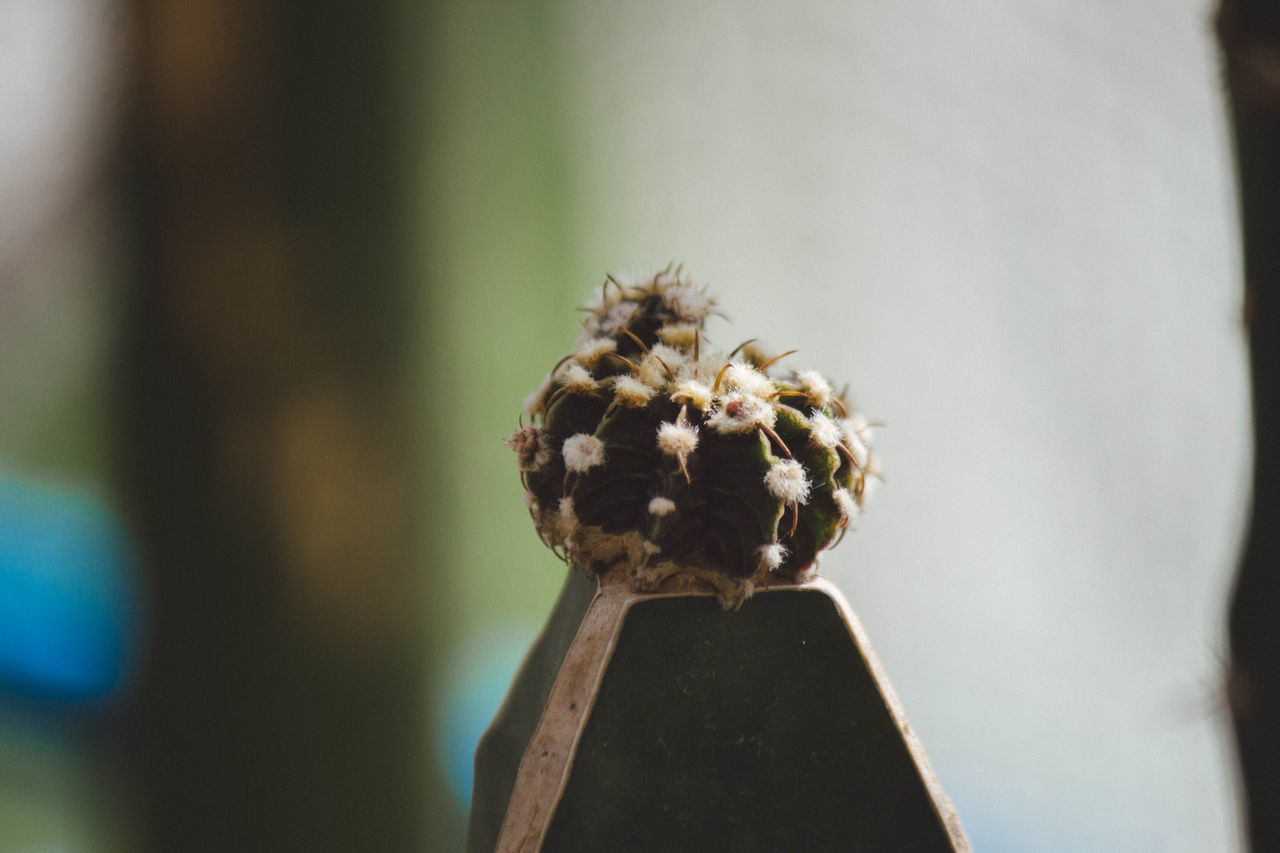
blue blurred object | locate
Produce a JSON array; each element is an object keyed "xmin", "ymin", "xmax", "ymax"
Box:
[
  {"xmin": 0, "ymin": 474, "xmax": 139, "ymax": 701},
  {"xmin": 437, "ymin": 628, "xmax": 536, "ymax": 808}
]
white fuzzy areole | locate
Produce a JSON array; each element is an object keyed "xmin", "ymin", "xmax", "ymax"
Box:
[
  {"xmin": 765, "ymin": 459, "xmax": 811, "ymax": 504},
  {"xmin": 657, "ymin": 323, "xmax": 700, "ymax": 348},
  {"xmin": 723, "ymin": 363, "xmax": 777, "ymax": 398},
  {"xmin": 657, "ymin": 421, "xmax": 699, "ymax": 457},
  {"xmin": 558, "ymin": 363, "xmax": 597, "ymax": 393},
  {"xmin": 833, "ymin": 487, "xmax": 859, "ymax": 520},
  {"xmin": 797, "ymin": 370, "xmax": 833, "ymax": 408},
  {"xmin": 758, "ymin": 541, "xmax": 788, "ymax": 571},
  {"xmin": 707, "ymin": 393, "xmax": 777, "ymax": 434},
  {"xmin": 669, "ymin": 379, "xmax": 714, "ymax": 412},
  {"xmin": 667, "ymin": 287, "xmax": 715, "ymax": 323},
  {"xmin": 648, "ymin": 496, "xmax": 677, "ymax": 516},
  {"xmin": 613, "ymin": 375, "xmax": 656, "ymax": 407},
  {"xmin": 809, "ymin": 411, "xmax": 842, "ymax": 448},
  {"xmin": 563, "ymin": 433, "xmax": 606, "ymax": 473},
  {"xmin": 845, "ymin": 434, "xmax": 870, "ymax": 468},
  {"xmin": 637, "ymin": 344, "xmax": 687, "ymax": 388},
  {"xmin": 574, "ymin": 336, "xmax": 618, "ymax": 369}
]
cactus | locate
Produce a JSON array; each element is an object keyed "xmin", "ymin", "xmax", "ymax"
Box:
[
  {"xmin": 508, "ymin": 267, "xmax": 879, "ymax": 606},
  {"xmin": 478, "ymin": 270, "xmax": 969, "ymax": 852}
]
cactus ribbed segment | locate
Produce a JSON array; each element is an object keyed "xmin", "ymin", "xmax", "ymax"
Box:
[{"xmin": 507, "ymin": 267, "xmax": 879, "ymax": 606}]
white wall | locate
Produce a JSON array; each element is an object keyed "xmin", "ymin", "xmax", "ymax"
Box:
[{"xmin": 552, "ymin": 2, "xmax": 1248, "ymax": 849}]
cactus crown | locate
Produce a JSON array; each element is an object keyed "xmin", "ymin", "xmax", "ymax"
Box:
[{"xmin": 508, "ymin": 267, "xmax": 878, "ymax": 606}]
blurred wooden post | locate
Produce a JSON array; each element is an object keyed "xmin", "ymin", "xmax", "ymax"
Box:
[
  {"xmin": 1218, "ymin": 2, "xmax": 1280, "ymax": 850},
  {"xmin": 115, "ymin": 1, "xmax": 442, "ymax": 848}
]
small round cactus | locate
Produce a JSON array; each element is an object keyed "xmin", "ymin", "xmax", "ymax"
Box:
[{"xmin": 508, "ymin": 267, "xmax": 879, "ymax": 606}]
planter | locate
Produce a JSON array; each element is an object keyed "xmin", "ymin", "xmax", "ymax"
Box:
[{"xmin": 468, "ymin": 570, "xmax": 968, "ymax": 853}]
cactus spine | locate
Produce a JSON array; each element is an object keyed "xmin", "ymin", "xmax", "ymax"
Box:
[{"xmin": 508, "ymin": 268, "xmax": 878, "ymax": 606}]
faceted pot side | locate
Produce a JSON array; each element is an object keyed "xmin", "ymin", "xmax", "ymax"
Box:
[{"xmin": 467, "ymin": 573, "xmax": 969, "ymax": 853}]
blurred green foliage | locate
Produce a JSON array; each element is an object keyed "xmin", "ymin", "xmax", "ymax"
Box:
[{"xmin": 421, "ymin": 0, "xmax": 581, "ymax": 645}]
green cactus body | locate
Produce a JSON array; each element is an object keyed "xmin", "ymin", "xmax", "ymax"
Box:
[{"xmin": 509, "ymin": 268, "xmax": 878, "ymax": 606}]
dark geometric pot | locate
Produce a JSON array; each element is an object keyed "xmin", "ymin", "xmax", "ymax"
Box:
[{"xmin": 467, "ymin": 570, "xmax": 969, "ymax": 853}]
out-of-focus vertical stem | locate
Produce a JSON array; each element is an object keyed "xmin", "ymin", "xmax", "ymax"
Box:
[
  {"xmin": 1218, "ymin": 2, "xmax": 1280, "ymax": 849},
  {"xmin": 115, "ymin": 1, "xmax": 443, "ymax": 848}
]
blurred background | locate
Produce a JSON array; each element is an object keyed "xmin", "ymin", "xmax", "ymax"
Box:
[{"xmin": 0, "ymin": 0, "xmax": 1248, "ymax": 850}]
